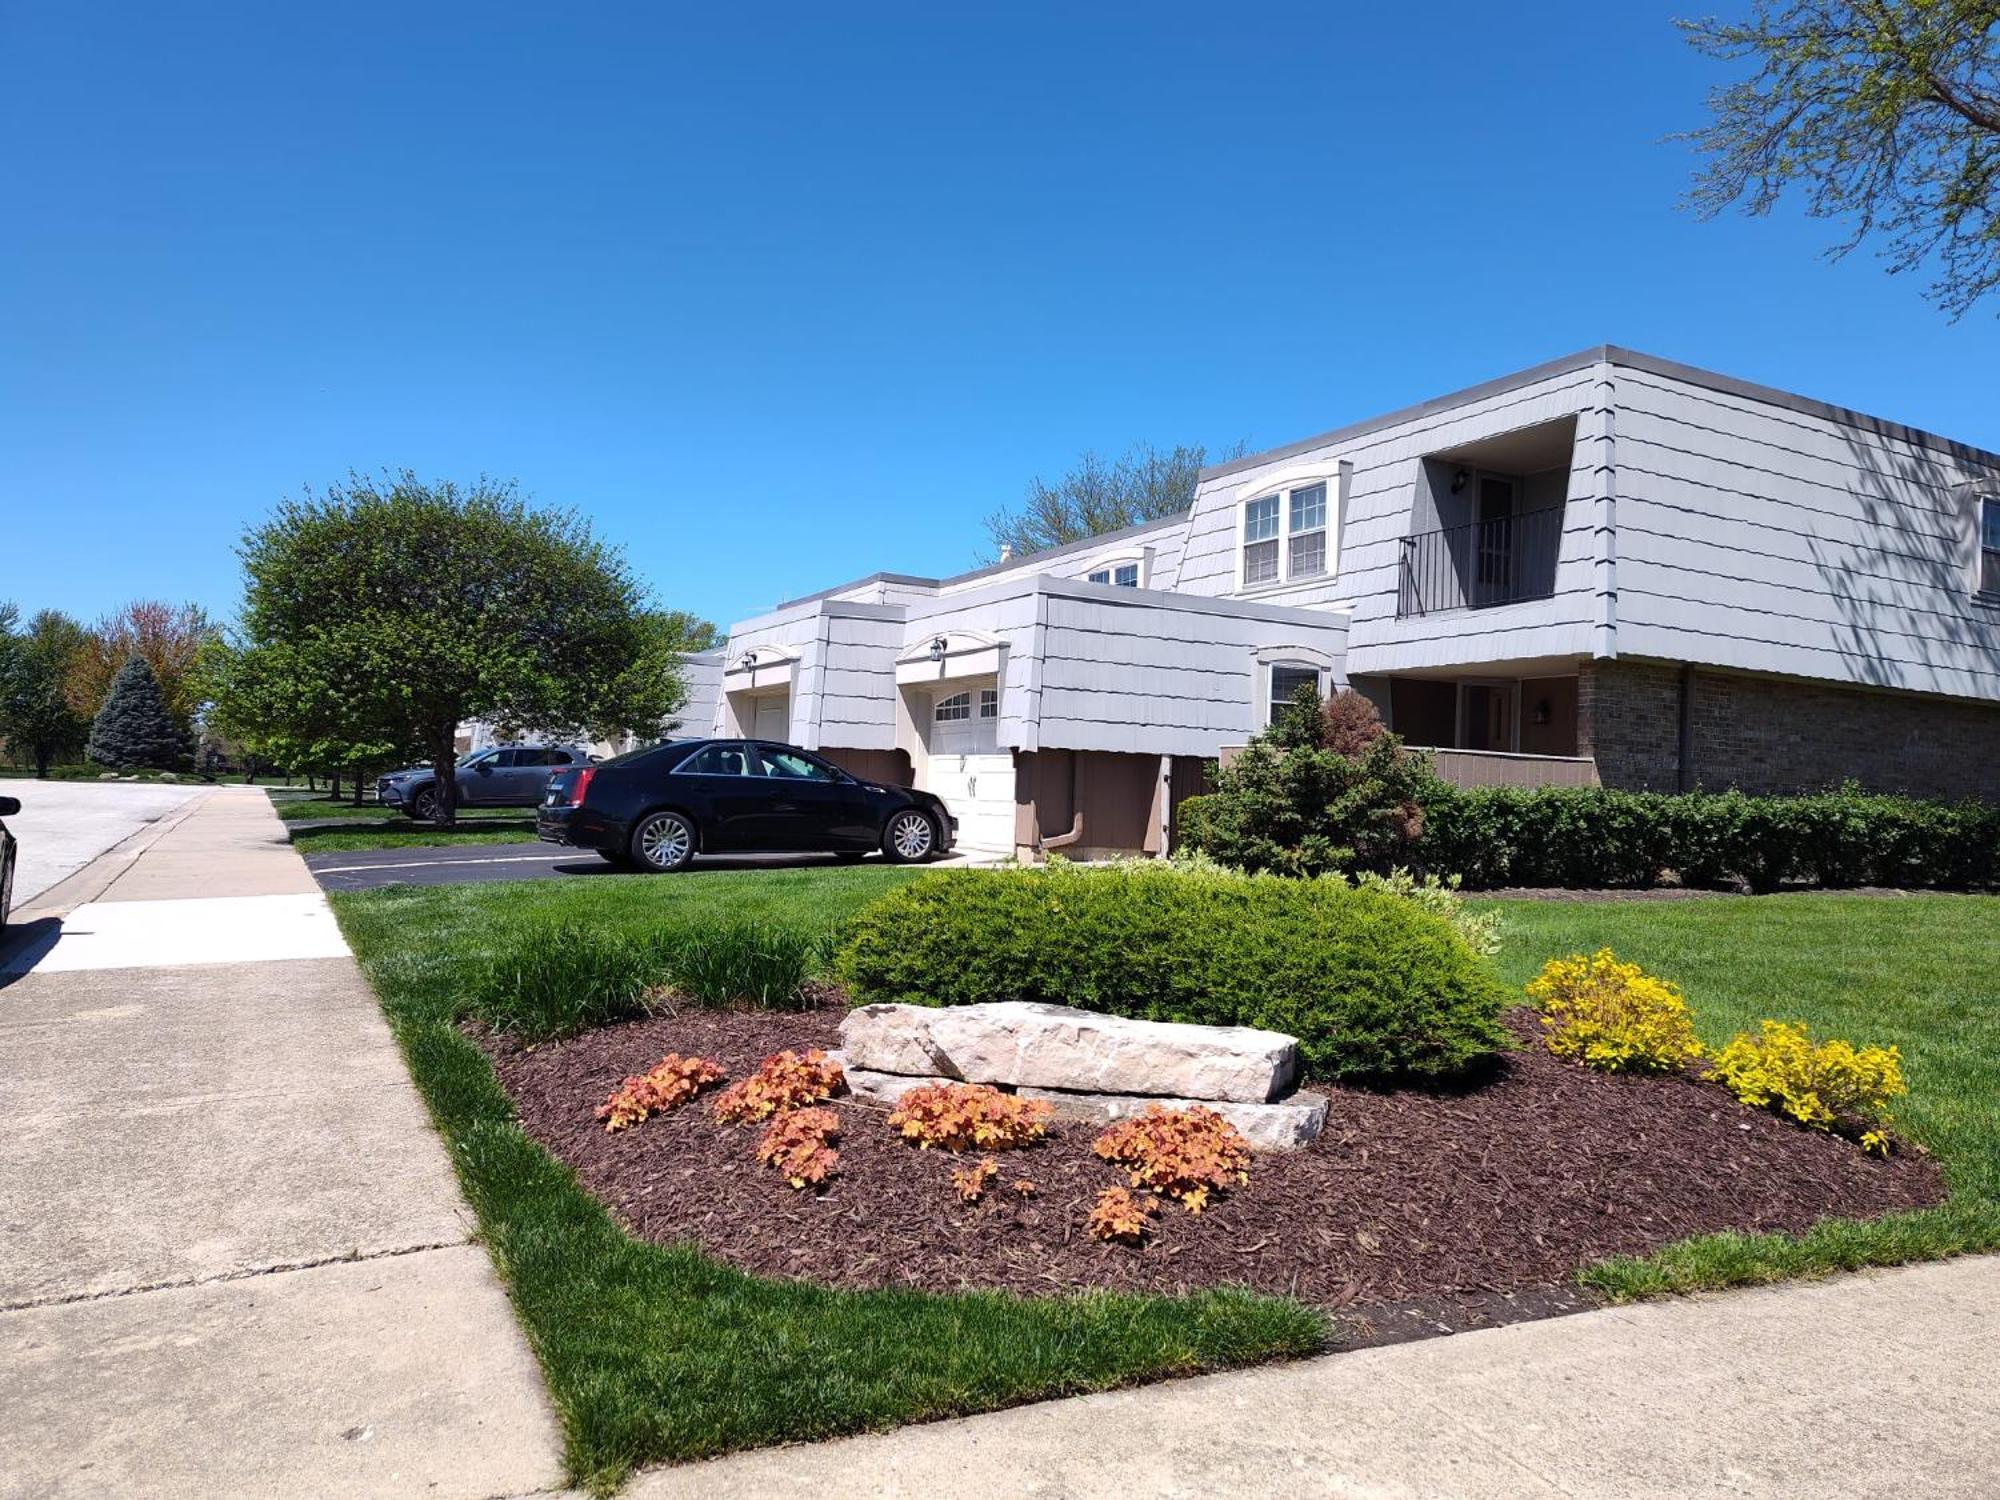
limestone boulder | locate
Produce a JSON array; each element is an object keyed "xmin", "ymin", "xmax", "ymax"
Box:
[
  {"xmin": 1016, "ymin": 1086, "xmax": 1328, "ymax": 1151},
  {"xmin": 838, "ymin": 1001, "xmax": 1299, "ymax": 1104}
]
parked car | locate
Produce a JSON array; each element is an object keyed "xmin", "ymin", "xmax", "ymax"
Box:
[
  {"xmin": 0, "ymin": 795, "xmax": 19, "ymax": 933},
  {"xmin": 537, "ymin": 738, "xmax": 957, "ymax": 872},
  {"xmin": 378, "ymin": 746, "xmax": 592, "ymax": 820}
]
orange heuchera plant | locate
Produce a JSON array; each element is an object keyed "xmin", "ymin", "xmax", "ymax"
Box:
[
  {"xmin": 1092, "ymin": 1105, "xmax": 1251, "ymax": 1213},
  {"xmin": 951, "ymin": 1156, "xmax": 1000, "ymax": 1202},
  {"xmin": 595, "ymin": 1054, "xmax": 727, "ymax": 1133},
  {"xmin": 1010, "ymin": 1177, "xmax": 1036, "ymax": 1199},
  {"xmin": 885, "ymin": 1082, "xmax": 1054, "ymax": 1152},
  {"xmin": 713, "ymin": 1049, "xmax": 845, "ymax": 1124},
  {"xmin": 1086, "ymin": 1185, "xmax": 1156, "ymax": 1243},
  {"xmin": 755, "ymin": 1106, "xmax": 841, "ymax": 1189}
]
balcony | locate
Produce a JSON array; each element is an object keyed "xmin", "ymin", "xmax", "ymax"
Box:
[{"xmin": 1397, "ymin": 507, "xmax": 1563, "ymax": 618}]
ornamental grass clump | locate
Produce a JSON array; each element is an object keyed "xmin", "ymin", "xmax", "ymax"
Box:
[
  {"xmin": 1528, "ymin": 948, "xmax": 1705, "ymax": 1075},
  {"xmin": 1710, "ymin": 1020, "xmax": 1906, "ymax": 1153},
  {"xmin": 654, "ymin": 918, "xmax": 832, "ymax": 1010}
]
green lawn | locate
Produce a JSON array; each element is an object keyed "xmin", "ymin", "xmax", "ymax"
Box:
[
  {"xmin": 332, "ymin": 867, "xmax": 1323, "ymax": 1492},
  {"xmin": 273, "ymin": 791, "xmax": 543, "ymax": 852},
  {"xmin": 333, "ymin": 875, "xmax": 2000, "ymax": 1487},
  {"xmin": 291, "ymin": 821, "xmax": 541, "ymax": 854},
  {"xmin": 1480, "ymin": 893, "xmax": 2000, "ymax": 1296}
]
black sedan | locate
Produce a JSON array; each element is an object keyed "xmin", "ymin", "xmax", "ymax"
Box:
[
  {"xmin": 0, "ymin": 794, "xmax": 18, "ymax": 932},
  {"xmin": 537, "ymin": 738, "xmax": 956, "ymax": 872}
]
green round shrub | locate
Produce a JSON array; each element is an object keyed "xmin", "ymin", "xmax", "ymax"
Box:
[{"xmin": 835, "ymin": 862, "xmax": 1510, "ymax": 1082}]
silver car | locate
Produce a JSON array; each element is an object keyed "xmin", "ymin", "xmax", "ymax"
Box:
[{"xmin": 377, "ymin": 746, "xmax": 592, "ymax": 821}]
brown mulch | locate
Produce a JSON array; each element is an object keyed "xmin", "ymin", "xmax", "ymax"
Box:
[{"xmin": 483, "ymin": 1004, "xmax": 1942, "ymax": 1313}]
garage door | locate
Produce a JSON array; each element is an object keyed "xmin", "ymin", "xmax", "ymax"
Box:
[
  {"xmin": 927, "ymin": 752, "xmax": 1015, "ymax": 854},
  {"xmin": 926, "ymin": 683, "xmax": 1009, "ymax": 852}
]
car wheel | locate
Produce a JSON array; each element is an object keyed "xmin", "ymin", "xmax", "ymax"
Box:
[
  {"xmin": 631, "ymin": 811, "xmax": 695, "ymax": 873},
  {"xmin": 408, "ymin": 786, "xmax": 441, "ymax": 823},
  {"xmin": 882, "ymin": 809, "xmax": 937, "ymax": 864}
]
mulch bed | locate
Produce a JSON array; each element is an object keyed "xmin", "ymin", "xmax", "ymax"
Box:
[{"xmin": 483, "ymin": 1003, "xmax": 1942, "ymax": 1316}]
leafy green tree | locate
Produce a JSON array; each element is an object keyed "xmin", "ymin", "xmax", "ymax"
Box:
[
  {"xmin": 1186, "ymin": 682, "xmax": 1441, "ymax": 876},
  {"xmin": 0, "ymin": 605, "xmax": 93, "ymax": 776},
  {"xmin": 1682, "ymin": 1, "xmax": 2000, "ymax": 317},
  {"xmin": 983, "ymin": 441, "xmax": 1245, "ymax": 561},
  {"xmin": 233, "ymin": 471, "xmax": 690, "ymax": 824},
  {"xmin": 196, "ymin": 634, "xmax": 414, "ymax": 790},
  {"xmin": 86, "ymin": 656, "xmax": 193, "ymax": 770}
]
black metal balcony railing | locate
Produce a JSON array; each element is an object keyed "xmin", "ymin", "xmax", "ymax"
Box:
[{"xmin": 1397, "ymin": 507, "xmax": 1563, "ymax": 618}]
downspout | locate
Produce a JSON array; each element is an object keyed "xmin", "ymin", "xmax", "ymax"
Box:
[{"xmin": 1038, "ymin": 752, "xmax": 1085, "ymax": 854}]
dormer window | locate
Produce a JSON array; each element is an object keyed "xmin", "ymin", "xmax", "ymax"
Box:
[
  {"xmin": 1288, "ymin": 484, "xmax": 1328, "ymax": 579},
  {"xmin": 1242, "ymin": 495, "xmax": 1280, "ymax": 584},
  {"xmin": 1086, "ymin": 560, "xmax": 1143, "ymax": 587},
  {"xmin": 1241, "ymin": 480, "xmax": 1332, "ymax": 588}
]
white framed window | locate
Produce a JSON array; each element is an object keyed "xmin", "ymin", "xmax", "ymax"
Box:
[
  {"xmin": 979, "ymin": 688, "xmax": 998, "ymax": 718},
  {"xmin": 934, "ymin": 691, "xmax": 972, "ymax": 722},
  {"xmin": 1981, "ymin": 496, "xmax": 2000, "ymax": 597},
  {"xmin": 1242, "ymin": 495, "xmax": 1280, "ymax": 584},
  {"xmin": 1239, "ymin": 473, "xmax": 1338, "ymax": 589},
  {"xmin": 1287, "ymin": 483, "xmax": 1327, "ymax": 579},
  {"xmin": 1268, "ymin": 664, "xmax": 1321, "ymax": 725},
  {"xmin": 1086, "ymin": 559, "xmax": 1144, "ymax": 587}
]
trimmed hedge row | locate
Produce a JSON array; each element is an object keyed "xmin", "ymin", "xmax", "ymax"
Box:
[
  {"xmin": 835, "ymin": 862, "xmax": 1510, "ymax": 1082},
  {"xmin": 1182, "ymin": 783, "xmax": 2000, "ymax": 893},
  {"xmin": 1414, "ymin": 785, "xmax": 2000, "ymax": 893}
]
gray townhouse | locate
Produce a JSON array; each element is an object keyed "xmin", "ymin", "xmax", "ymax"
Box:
[{"xmin": 682, "ymin": 346, "xmax": 2000, "ymax": 858}]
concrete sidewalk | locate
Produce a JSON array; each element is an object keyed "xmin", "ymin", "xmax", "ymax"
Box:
[
  {"xmin": 0, "ymin": 787, "xmax": 565, "ymax": 1500},
  {"xmin": 626, "ymin": 1252, "xmax": 2000, "ymax": 1500}
]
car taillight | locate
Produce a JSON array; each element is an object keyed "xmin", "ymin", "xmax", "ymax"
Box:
[{"xmin": 565, "ymin": 767, "xmax": 595, "ymax": 806}]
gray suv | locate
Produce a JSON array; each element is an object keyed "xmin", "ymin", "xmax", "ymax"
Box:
[{"xmin": 378, "ymin": 746, "xmax": 592, "ymax": 821}]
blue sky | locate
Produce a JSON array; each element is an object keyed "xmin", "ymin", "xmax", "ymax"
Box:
[{"xmin": 3, "ymin": 2, "xmax": 1994, "ymax": 632}]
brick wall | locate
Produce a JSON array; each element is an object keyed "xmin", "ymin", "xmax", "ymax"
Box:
[{"xmin": 1578, "ymin": 659, "xmax": 2000, "ymax": 801}]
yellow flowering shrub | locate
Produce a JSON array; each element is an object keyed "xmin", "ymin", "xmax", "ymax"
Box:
[
  {"xmin": 1527, "ymin": 948, "xmax": 1705, "ymax": 1074},
  {"xmin": 1709, "ymin": 1021, "xmax": 1905, "ymax": 1149}
]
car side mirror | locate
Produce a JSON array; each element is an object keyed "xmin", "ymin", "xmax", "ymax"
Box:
[
  {"xmin": 0, "ymin": 796, "xmax": 18, "ymax": 816},
  {"xmin": 475, "ymin": 762, "xmax": 494, "ymax": 775}
]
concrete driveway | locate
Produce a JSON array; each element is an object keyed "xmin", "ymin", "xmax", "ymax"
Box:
[{"xmin": 0, "ymin": 778, "xmax": 202, "ymax": 908}]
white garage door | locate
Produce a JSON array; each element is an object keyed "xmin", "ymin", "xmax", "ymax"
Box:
[
  {"xmin": 928, "ymin": 753, "xmax": 1015, "ymax": 854},
  {"xmin": 927, "ymin": 683, "xmax": 1010, "ymax": 851}
]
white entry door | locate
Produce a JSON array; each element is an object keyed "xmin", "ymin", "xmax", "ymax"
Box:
[
  {"xmin": 752, "ymin": 693, "xmax": 789, "ymax": 743},
  {"xmin": 926, "ymin": 683, "xmax": 1011, "ymax": 851}
]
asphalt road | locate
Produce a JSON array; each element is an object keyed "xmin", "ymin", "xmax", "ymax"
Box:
[{"xmin": 302, "ymin": 841, "xmax": 898, "ymax": 893}]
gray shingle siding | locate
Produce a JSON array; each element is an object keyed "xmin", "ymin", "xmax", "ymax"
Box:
[{"xmin": 1611, "ymin": 364, "xmax": 2000, "ymax": 700}]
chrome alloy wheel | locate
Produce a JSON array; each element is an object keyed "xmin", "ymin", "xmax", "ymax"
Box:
[
  {"xmin": 887, "ymin": 809, "xmax": 935, "ymax": 861},
  {"xmin": 636, "ymin": 812, "xmax": 693, "ymax": 871}
]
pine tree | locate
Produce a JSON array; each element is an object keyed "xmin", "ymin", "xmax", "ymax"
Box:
[{"xmin": 86, "ymin": 655, "xmax": 191, "ymax": 769}]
